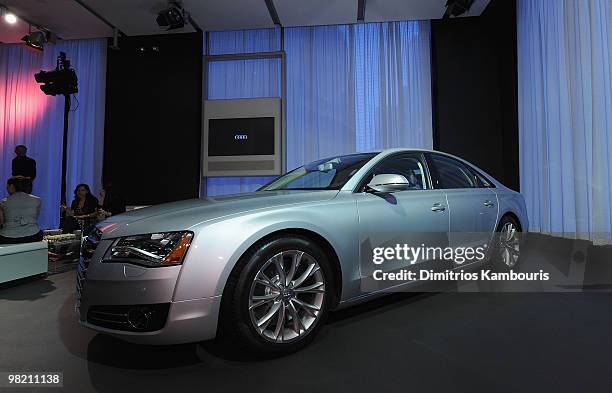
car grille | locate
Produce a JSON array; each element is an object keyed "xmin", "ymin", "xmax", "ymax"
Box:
[
  {"xmin": 87, "ymin": 304, "xmax": 170, "ymax": 332},
  {"xmin": 76, "ymin": 227, "xmax": 103, "ymax": 313},
  {"xmin": 75, "ymin": 260, "xmax": 86, "ymax": 313}
]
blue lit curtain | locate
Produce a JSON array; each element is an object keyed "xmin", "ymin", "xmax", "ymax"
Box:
[
  {"xmin": 205, "ymin": 21, "xmax": 432, "ymax": 196},
  {"xmin": 517, "ymin": 0, "xmax": 612, "ymax": 240},
  {"xmin": 0, "ymin": 39, "xmax": 106, "ymax": 229},
  {"xmin": 206, "ymin": 28, "xmax": 281, "ymax": 195},
  {"xmin": 284, "ymin": 25, "xmax": 356, "ymax": 170},
  {"xmin": 353, "ymin": 21, "xmax": 433, "ymax": 151}
]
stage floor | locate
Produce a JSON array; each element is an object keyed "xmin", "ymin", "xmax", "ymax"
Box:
[
  {"xmin": 0, "ymin": 233, "xmax": 612, "ymax": 393},
  {"xmin": 2, "ymin": 262, "xmax": 612, "ymax": 393}
]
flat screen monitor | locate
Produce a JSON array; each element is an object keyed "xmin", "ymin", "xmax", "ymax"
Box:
[
  {"xmin": 208, "ymin": 117, "xmax": 275, "ymax": 157},
  {"xmin": 202, "ymin": 97, "xmax": 282, "ymax": 177}
]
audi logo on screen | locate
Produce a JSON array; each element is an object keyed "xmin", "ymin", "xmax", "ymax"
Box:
[{"xmin": 208, "ymin": 117, "xmax": 274, "ymax": 157}]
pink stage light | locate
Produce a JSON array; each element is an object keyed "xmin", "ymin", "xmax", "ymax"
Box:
[{"xmin": 0, "ymin": 51, "xmax": 51, "ymax": 150}]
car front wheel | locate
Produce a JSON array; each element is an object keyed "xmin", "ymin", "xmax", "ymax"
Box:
[{"xmin": 220, "ymin": 236, "xmax": 333, "ymax": 355}]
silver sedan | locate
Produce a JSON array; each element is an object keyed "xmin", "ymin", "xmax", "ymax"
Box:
[{"xmin": 76, "ymin": 148, "xmax": 528, "ymax": 354}]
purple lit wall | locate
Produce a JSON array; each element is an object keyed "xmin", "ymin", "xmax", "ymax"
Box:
[{"xmin": 0, "ymin": 39, "xmax": 106, "ymax": 229}]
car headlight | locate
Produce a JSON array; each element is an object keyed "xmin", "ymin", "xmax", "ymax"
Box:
[{"xmin": 104, "ymin": 231, "xmax": 193, "ymax": 267}]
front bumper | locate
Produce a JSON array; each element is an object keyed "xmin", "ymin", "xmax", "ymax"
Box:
[
  {"xmin": 76, "ymin": 238, "xmax": 221, "ymax": 345},
  {"xmin": 78, "ymin": 296, "xmax": 221, "ymax": 345}
]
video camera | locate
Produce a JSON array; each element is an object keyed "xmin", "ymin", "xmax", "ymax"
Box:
[{"xmin": 34, "ymin": 52, "xmax": 78, "ymax": 96}]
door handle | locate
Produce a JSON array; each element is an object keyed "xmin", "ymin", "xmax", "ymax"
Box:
[
  {"xmin": 431, "ymin": 202, "xmax": 446, "ymax": 212},
  {"xmin": 484, "ymin": 200, "xmax": 495, "ymax": 207}
]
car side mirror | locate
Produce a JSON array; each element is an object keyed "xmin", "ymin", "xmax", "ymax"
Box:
[{"xmin": 366, "ymin": 174, "xmax": 412, "ymax": 193}]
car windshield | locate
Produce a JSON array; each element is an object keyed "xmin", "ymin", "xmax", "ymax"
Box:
[{"xmin": 260, "ymin": 153, "xmax": 378, "ymax": 191}]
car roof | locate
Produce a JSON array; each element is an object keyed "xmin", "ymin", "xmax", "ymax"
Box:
[
  {"xmin": 364, "ymin": 147, "xmax": 445, "ymax": 155},
  {"xmin": 339, "ymin": 148, "xmax": 508, "ymax": 191}
]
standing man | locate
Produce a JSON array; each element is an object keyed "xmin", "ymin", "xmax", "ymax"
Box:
[{"xmin": 12, "ymin": 145, "xmax": 36, "ymax": 193}]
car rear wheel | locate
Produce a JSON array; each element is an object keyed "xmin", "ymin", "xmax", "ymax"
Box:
[
  {"xmin": 492, "ymin": 215, "xmax": 522, "ymax": 269},
  {"xmin": 220, "ymin": 236, "xmax": 333, "ymax": 355}
]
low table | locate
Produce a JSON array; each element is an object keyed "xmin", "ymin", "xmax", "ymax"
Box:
[{"xmin": 0, "ymin": 241, "xmax": 49, "ymax": 284}]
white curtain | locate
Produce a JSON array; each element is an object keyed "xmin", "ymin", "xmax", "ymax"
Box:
[
  {"xmin": 285, "ymin": 24, "xmax": 357, "ymax": 170},
  {"xmin": 205, "ymin": 21, "xmax": 433, "ymax": 196},
  {"xmin": 517, "ymin": 0, "xmax": 612, "ymax": 240},
  {"xmin": 0, "ymin": 39, "xmax": 106, "ymax": 228},
  {"xmin": 286, "ymin": 20, "xmax": 433, "ymax": 168},
  {"xmin": 354, "ymin": 21, "xmax": 433, "ymax": 151}
]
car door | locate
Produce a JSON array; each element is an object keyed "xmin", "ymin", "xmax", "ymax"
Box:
[
  {"xmin": 354, "ymin": 153, "xmax": 450, "ymax": 291},
  {"xmin": 426, "ymin": 153, "xmax": 499, "ymax": 266}
]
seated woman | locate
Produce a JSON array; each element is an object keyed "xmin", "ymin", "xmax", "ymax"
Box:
[
  {"xmin": 0, "ymin": 177, "xmax": 43, "ymax": 244},
  {"xmin": 96, "ymin": 181, "xmax": 126, "ymax": 220},
  {"xmin": 67, "ymin": 184, "xmax": 99, "ymax": 232}
]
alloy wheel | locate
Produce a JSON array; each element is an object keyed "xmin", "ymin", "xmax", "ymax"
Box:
[
  {"xmin": 248, "ymin": 250, "xmax": 326, "ymax": 343},
  {"xmin": 499, "ymin": 222, "xmax": 520, "ymax": 267}
]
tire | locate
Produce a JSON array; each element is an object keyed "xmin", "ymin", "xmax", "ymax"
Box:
[
  {"xmin": 491, "ymin": 215, "xmax": 523, "ymax": 270},
  {"xmin": 219, "ymin": 235, "xmax": 334, "ymax": 356}
]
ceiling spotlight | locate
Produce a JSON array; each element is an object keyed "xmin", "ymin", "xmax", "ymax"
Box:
[
  {"xmin": 156, "ymin": 2, "xmax": 185, "ymax": 30},
  {"xmin": 4, "ymin": 12, "xmax": 17, "ymax": 24},
  {"xmin": 443, "ymin": 0, "xmax": 475, "ymax": 19},
  {"xmin": 22, "ymin": 30, "xmax": 48, "ymax": 51}
]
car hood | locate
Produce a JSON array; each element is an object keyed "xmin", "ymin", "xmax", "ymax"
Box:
[{"xmin": 98, "ymin": 190, "xmax": 339, "ymax": 239}]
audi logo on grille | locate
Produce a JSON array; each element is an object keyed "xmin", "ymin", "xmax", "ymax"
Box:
[{"xmin": 234, "ymin": 134, "xmax": 248, "ymax": 140}]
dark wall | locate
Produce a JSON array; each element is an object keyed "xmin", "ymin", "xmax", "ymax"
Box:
[
  {"xmin": 103, "ymin": 6, "xmax": 518, "ymax": 202},
  {"xmin": 103, "ymin": 32, "xmax": 203, "ymax": 205},
  {"xmin": 431, "ymin": 0, "xmax": 519, "ymax": 191}
]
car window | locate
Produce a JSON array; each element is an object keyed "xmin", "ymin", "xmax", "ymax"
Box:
[
  {"xmin": 469, "ymin": 167, "xmax": 495, "ymax": 188},
  {"xmin": 278, "ymin": 170, "xmax": 336, "ymax": 189},
  {"xmin": 260, "ymin": 153, "xmax": 377, "ymax": 191},
  {"xmin": 428, "ymin": 154, "xmax": 474, "ymax": 189},
  {"xmin": 363, "ymin": 154, "xmax": 428, "ymax": 190}
]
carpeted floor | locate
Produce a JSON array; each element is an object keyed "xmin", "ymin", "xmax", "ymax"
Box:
[
  {"xmin": 2, "ymin": 262, "xmax": 612, "ymax": 393},
  {"xmin": 0, "ymin": 233, "xmax": 611, "ymax": 392}
]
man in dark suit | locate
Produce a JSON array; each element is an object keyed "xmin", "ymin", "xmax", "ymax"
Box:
[{"xmin": 12, "ymin": 145, "xmax": 36, "ymax": 193}]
